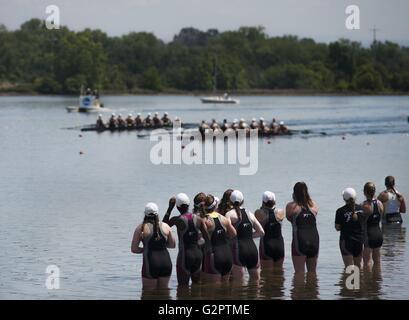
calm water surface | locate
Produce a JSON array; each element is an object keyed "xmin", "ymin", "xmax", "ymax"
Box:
[{"xmin": 0, "ymin": 95, "xmax": 408, "ymax": 299}]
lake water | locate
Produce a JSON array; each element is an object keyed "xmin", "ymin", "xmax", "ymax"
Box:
[{"xmin": 0, "ymin": 95, "xmax": 408, "ymax": 300}]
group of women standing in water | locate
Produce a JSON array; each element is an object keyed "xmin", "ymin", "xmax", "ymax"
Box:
[{"xmin": 131, "ymin": 176, "xmax": 406, "ymax": 289}]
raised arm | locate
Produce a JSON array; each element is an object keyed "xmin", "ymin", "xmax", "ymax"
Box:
[
  {"xmin": 131, "ymin": 225, "xmax": 144, "ymax": 254},
  {"xmin": 162, "ymin": 197, "xmax": 176, "ymax": 223}
]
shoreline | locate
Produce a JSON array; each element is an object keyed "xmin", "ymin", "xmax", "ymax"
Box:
[{"xmin": 1, "ymin": 89, "xmax": 409, "ymax": 97}]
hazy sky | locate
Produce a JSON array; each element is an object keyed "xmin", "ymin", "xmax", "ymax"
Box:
[{"xmin": 1, "ymin": 0, "xmax": 408, "ymax": 45}]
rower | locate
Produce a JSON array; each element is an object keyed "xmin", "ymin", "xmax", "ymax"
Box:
[
  {"xmin": 135, "ymin": 113, "xmax": 143, "ymax": 127},
  {"xmin": 117, "ymin": 114, "xmax": 126, "ymax": 129},
  {"xmin": 108, "ymin": 113, "xmax": 117, "ymax": 129},
  {"xmin": 86, "ymin": 87, "xmax": 92, "ymax": 95},
  {"xmin": 144, "ymin": 113, "xmax": 152, "ymax": 127},
  {"xmin": 199, "ymin": 120, "xmax": 210, "ymax": 135},
  {"xmin": 279, "ymin": 121, "xmax": 289, "ymax": 134},
  {"xmin": 232, "ymin": 119, "xmax": 239, "ymax": 131},
  {"xmin": 162, "ymin": 112, "xmax": 171, "ymax": 126},
  {"xmin": 270, "ymin": 118, "xmax": 279, "ymax": 134},
  {"xmin": 210, "ymin": 119, "xmax": 220, "ymax": 131},
  {"xmin": 250, "ymin": 118, "xmax": 259, "ymax": 130},
  {"xmin": 238, "ymin": 118, "xmax": 248, "ymax": 130},
  {"xmin": 126, "ymin": 114, "xmax": 135, "ymax": 127},
  {"xmin": 96, "ymin": 114, "xmax": 105, "ymax": 129},
  {"xmin": 221, "ymin": 119, "xmax": 230, "ymax": 132},
  {"xmin": 259, "ymin": 117, "xmax": 269, "ymax": 134},
  {"xmin": 174, "ymin": 117, "xmax": 181, "ymax": 127},
  {"xmin": 153, "ymin": 112, "xmax": 162, "ymax": 126}
]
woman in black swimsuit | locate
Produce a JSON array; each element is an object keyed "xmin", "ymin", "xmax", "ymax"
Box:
[
  {"xmin": 286, "ymin": 182, "xmax": 320, "ymax": 273},
  {"xmin": 362, "ymin": 182, "xmax": 384, "ymax": 268},
  {"xmin": 131, "ymin": 202, "xmax": 176, "ymax": 288},
  {"xmin": 163, "ymin": 193, "xmax": 206, "ymax": 285},
  {"xmin": 255, "ymin": 191, "xmax": 285, "ymax": 269},
  {"xmin": 226, "ymin": 190, "xmax": 265, "ymax": 281},
  {"xmin": 335, "ymin": 188, "xmax": 365, "ymax": 267}
]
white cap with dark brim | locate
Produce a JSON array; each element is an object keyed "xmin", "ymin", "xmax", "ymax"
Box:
[
  {"xmin": 262, "ymin": 191, "xmax": 276, "ymax": 203},
  {"xmin": 144, "ymin": 202, "xmax": 159, "ymax": 217},
  {"xmin": 176, "ymin": 193, "xmax": 190, "ymax": 207},
  {"xmin": 230, "ymin": 190, "xmax": 244, "ymax": 204},
  {"xmin": 342, "ymin": 188, "xmax": 357, "ymax": 201}
]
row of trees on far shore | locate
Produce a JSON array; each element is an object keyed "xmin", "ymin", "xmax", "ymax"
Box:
[{"xmin": 1, "ymin": 19, "xmax": 409, "ymax": 94}]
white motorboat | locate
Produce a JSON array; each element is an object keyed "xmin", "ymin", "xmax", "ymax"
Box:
[
  {"xmin": 201, "ymin": 93, "xmax": 240, "ymax": 104},
  {"xmin": 66, "ymin": 87, "xmax": 104, "ymax": 113}
]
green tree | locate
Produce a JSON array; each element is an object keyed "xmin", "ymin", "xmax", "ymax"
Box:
[
  {"xmin": 141, "ymin": 67, "xmax": 163, "ymax": 91},
  {"xmin": 353, "ymin": 64, "xmax": 384, "ymax": 91}
]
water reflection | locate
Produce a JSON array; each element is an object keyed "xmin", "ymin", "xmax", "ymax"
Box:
[
  {"xmin": 259, "ymin": 268, "xmax": 285, "ymax": 299},
  {"xmin": 382, "ymin": 224, "xmax": 406, "ymax": 258},
  {"xmin": 141, "ymin": 286, "xmax": 171, "ymax": 300},
  {"xmin": 337, "ymin": 266, "xmax": 383, "ymax": 299},
  {"xmin": 290, "ymin": 272, "xmax": 319, "ymax": 300}
]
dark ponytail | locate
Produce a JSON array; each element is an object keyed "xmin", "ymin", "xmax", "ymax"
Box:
[
  {"xmin": 142, "ymin": 215, "xmax": 160, "ymax": 240},
  {"xmin": 219, "ymin": 189, "xmax": 233, "ymax": 216},
  {"xmin": 293, "ymin": 182, "xmax": 313, "ymax": 208},
  {"xmin": 233, "ymin": 201, "xmax": 242, "ymax": 221},
  {"xmin": 193, "ymin": 192, "xmax": 207, "ymax": 215}
]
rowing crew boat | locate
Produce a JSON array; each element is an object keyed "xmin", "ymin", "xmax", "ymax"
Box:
[
  {"xmin": 80, "ymin": 123, "xmax": 197, "ymax": 132},
  {"xmin": 80, "ymin": 123, "xmax": 295, "ymax": 137}
]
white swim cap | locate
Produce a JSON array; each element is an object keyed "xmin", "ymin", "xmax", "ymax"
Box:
[
  {"xmin": 118, "ymin": 113, "xmax": 122, "ymax": 117},
  {"xmin": 111, "ymin": 113, "xmax": 115, "ymax": 116},
  {"xmin": 262, "ymin": 191, "xmax": 276, "ymax": 203},
  {"xmin": 342, "ymin": 188, "xmax": 357, "ymax": 201},
  {"xmin": 252, "ymin": 118, "xmax": 256, "ymax": 122},
  {"xmin": 233, "ymin": 119, "xmax": 238, "ymax": 123},
  {"xmin": 137, "ymin": 113, "xmax": 141, "ymax": 116},
  {"xmin": 175, "ymin": 117, "xmax": 180, "ymax": 121},
  {"xmin": 147, "ymin": 113, "xmax": 151, "ymax": 116},
  {"xmin": 165, "ymin": 112, "xmax": 168, "ymax": 115},
  {"xmin": 144, "ymin": 202, "xmax": 159, "ymax": 217},
  {"xmin": 98, "ymin": 114, "xmax": 102, "ymax": 117},
  {"xmin": 176, "ymin": 193, "xmax": 190, "ymax": 207},
  {"xmin": 279, "ymin": 121, "xmax": 284, "ymax": 125},
  {"xmin": 155, "ymin": 112, "xmax": 159, "ymax": 116},
  {"xmin": 230, "ymin": 190, "xmax": 244, "ymax": 204},
  {"xmin": 260, "ymin": 117, "xmax": 264, "ymax": 121}
]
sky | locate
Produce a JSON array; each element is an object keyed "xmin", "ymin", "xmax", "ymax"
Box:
[{"xmin": 0, "ymin": 0, "xmax": 408, "ymax": 45}]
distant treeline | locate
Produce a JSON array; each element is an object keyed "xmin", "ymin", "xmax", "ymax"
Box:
[{"xmin": 1, "ymin": 19, "xmax": 409, "ymax": 94}]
